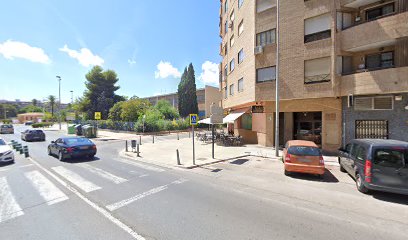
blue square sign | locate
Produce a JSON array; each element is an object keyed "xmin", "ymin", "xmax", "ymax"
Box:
[{"xmin": 190, "ymin": 114, "xmax": 198, "ymax": 125}]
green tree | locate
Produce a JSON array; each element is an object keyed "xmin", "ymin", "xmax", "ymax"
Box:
[
  {"xmin": 120, "ymin": 98, "xmax": 151, "ymax": 122},
  {"xmin": 79, "ymin": 66, "xmax": 125, "ymax": 120},
  {"xmin": 18, "ymin": 105, "xmax": 43, "ymax": 114},
  {"xmin": 108, "ymin": 101, "xmax": 125, "ymax": 121},
  {"xmin": 177, "ymin": 63, "xmax": 198, "ymax": 117},
  {"xmin": 0, "ymin": 104, "xmax": 18, "ymax": 118},
  {"xmin": 47, "ymin": 95, "xmax": 56, "ymax": 116},
  {"xmin": 32, "ymin": 99, "xmax": 38, "ymax": 106},
  {"xmin": 155, "ymin": 100, "xmax": 179, "ymax": 120}
]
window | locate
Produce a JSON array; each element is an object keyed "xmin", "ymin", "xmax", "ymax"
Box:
[
  {"xmin": 355, "ymin": 145, "xmax": 366, "ymax": 162},
  {"xmin": 239, "ymin": 0, "xmax": 244, "ymax": 8},
  {"xmin": 224, "ymin": 21, "xmax": 228, "ymax": 34},
  {"xmin": 229, "ymin": 84, "xmax": 234, "ymax": 96},
  {"xmin": 354, "ymin": 96, "xmax": 393, "ymax": 110},
  {"xmin": 373, "ymin": 148, "xmax": 407, "ymax": 168},
  {"xmin": 366, "ymin": 3, "xmax": 394, "ymax": 21},
  {"xmin": 366, "ymin": 52, "xmax": 394, "ymax": 69},
  {"xmin": 241, "ymin": 114, "xmax": 252, "ymax": 130},
  {"xmin": 256, "ymin": 0, "xmax": 275, "ymax": 13},
  {"xmin": 238, "ymin": 78, "xmax": 244, "ymax": 92},
  {"xmin": 230, "ymin": 35, "xmax": 235, "ymax": 47},
  {"xmin": 238, "ymin": 49, "xmax": 244, "ymax": 64},
  {"xmin": 224, "ymin": 0, "xmax": 228, "ymax": 14},
  {"xmin": 256, "ymin": 29, "xmax": 275, "ymax": 46},
  {"xmin": 304, "ymin": 14, "xmax": 331, "ymax": 43},
  {"xmin": 224, "ymin": 43, "xmax": 228, "ymax": 55},
  {"xmin": 288, "ymin": 146, "xmax": 321, "ymax": 156},
  {"xmin": 304, "ymin": 57, "xmax": 331, "ymax": 84},
  {"xmin": 224, "ymin": 64, "xmax": 228, "ymax": 78},
  {"xmin": 230, "ymin": 59, "xmax": 235, "ymax": 72},
  {"xmin": 256, "ymin": 66, "xmax": 276, "ymax": 82},
  {"xmin": 238, "ymin": 20, "xmax": 244, "ymax": 36},
  {"xmin": 197, "ymin": 95, "xmax": 205, "ymax": 103},
  {"xmin": 230, "ymin": 11, "xmax": 235, "ymax": 31},
  {"xmin": 224, "ymin": 87, "xmax": 228, "ymax": 99}
]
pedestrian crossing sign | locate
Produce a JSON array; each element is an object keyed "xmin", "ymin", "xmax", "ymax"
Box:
[
  {"xmin": 189, "ymin": 114, "xmax": 198, "ymax": 125},
  {"xmin": 94, "ymin": 112, "xmax": 101, "ymax": 120}
]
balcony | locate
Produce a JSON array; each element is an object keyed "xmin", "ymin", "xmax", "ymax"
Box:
[{"xmin": 340, "ymin": 66, "xmax": 408, "ymax": 96}]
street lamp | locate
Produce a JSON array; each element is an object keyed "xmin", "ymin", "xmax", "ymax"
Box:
[
  {"xmin": 70, "ymin": 90, "xmax": 74, "ymax": 104},
  {"xmin": 56, "ymin": 76, "xmax": 62, "ymax": 130},
  {"xmin": 275, "ymin": 0, "xmax": 280, "ymax": 157}
]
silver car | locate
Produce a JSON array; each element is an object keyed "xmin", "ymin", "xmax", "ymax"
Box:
[
  {"xmin": 0, "ymin": 124, "xmax": 14, "ymax": 134},
  {"xmin": 0, "ymin": 138, "xmax": 14, "ymax": 163}
]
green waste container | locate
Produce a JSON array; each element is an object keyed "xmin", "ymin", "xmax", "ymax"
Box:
[
  {"xmin": 67, "ymin": 124, "xmax": 75, "ymax": 134},
  {"xmin": 82, "ymin": 125, "xmax": 97, "ymax": 138}
]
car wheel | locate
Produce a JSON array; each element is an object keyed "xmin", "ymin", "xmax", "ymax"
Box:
[
  {"xmin": 284, "ymin": 170, "xmax": 290, "ymax": 176},
  {"xmin": 48, "ymin": 147, "xmax": 52, "ymax": 156},
  {"xmin": 58, "ymin": 151, "xmax": 64, "ymax": 161},
  {"xmin": 339, "ymin": 162, "xmax": 347, "ymax": 173},
  {"xmin": 356, "ymin": 173, "xmax": 369, "ymax": 194}
]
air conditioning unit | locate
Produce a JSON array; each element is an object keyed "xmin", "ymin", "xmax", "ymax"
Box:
[{"xmin": 254, "ymin": 46, "xmax": 263, "ymax": 55}]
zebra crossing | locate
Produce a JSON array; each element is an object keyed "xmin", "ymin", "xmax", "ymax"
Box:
[{"xmin": 0, "ymin": 159, "xmax": 167, "ymax": 224}]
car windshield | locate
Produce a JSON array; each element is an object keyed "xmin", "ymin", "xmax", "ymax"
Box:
[
  {"xmin": 373, "ymin": 148, "xmax": 408, "ymax": 167},
  {"xmin": 288, "ymin": 146, "xmax": 321, "ymax": 156},
  {"xmin": 1, "ymin": 125, "xmax": 12, "ymax": 128},
  {"xmin": 0, "ymin": 139, "xmax": 6, "ymax": 145},
  {"xmin": 65, "ymin": 138, "xmax": 92, "ymax": 145},
  {"xmin": 31, "ymin": 130, "xmax": 43, "ymax": 133}
]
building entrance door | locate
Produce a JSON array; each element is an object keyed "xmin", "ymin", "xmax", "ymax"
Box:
[{"xmin": 294, "ymin": 112, "xmax": 322, "ymax": 146}]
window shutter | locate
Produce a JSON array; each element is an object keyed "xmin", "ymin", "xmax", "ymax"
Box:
[
  {"xmin": 354, "ymin": 98, "xmax": 373, "ymax": 110},
  {"xmin": 374, "ymin": 97, "xmax": 393, "ymax": 110},
  {"xmin": 305, "ymin": 14, "xmax": 331, "ymax": 35}
]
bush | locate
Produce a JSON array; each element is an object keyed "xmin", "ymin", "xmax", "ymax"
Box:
[
  {"xmin": 32, "ymin": 122, "xmax": 54, "ymax": 128},
  {"xmin": 0, "ymin": 119, "xmax": 12, "ymax": 124}
]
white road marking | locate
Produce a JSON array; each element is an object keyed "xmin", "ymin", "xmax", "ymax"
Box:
[
  {"xmin": 106, "ymin": 178, "xmax": 188, "ymax": 211},
  {"xmin": 24, "ymin": 170, "xmax": 68, "ymax": 205},
  {"xmin": 0, "ymin": 177, "xmax": 24, "ymax": 223},
  {"xmin": 138, "ymin": 174, "xmax": 149, "ymax": 178},
  {"xmin": 28, "ymin": 158, "xmax": 145, "ymax": 240},
  {"xmin": 0, "ymin": 167, "xmax": 11, "ymax": 172},
  {"xmin": 117, "ymin": 158, "xmax": 165, "ymax": 172},
  {"xmin": 20, "ymin": 164, "xmax": 34, "ymax": 168},
  {"xmin": 78, "ymin": 163, "xmax": 128, "ymax": 184},
  {"xmin": 52, "ymin": 166, "xmax": 101, "ymax": 193}
]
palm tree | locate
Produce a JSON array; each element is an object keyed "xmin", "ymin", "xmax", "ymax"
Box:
[{"xmin": 47, "ymin": 95, "xmax": 56, "ymax": 116}]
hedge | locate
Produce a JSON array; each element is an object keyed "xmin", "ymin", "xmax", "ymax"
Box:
[{"xmin": 32, "ymin": 122, "xmax": 54, "ymax": 128}]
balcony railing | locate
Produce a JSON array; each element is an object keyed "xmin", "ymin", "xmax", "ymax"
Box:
[
  {"xmin": 304, "ymin": 74, "xmax": 331, "ymax": 84},
  {"xmin": 342, "ymin": 65, "xmax": 394, "ymax": 76},
  {"xmin": 341, "ymin": 12, "xmax": 396, "ymax": 30}
]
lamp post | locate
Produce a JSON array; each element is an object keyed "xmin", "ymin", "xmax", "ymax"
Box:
[
  {"xmin": 70, "ymin": 90, "xmax": 73, "ymax": 104},
  {"xmin": 275, "ymin": 0, "xmax": 280, "ymax": 157},
  {"xmin": 56, "ymin": 76, "xmax": 62, "ymax": 130}
]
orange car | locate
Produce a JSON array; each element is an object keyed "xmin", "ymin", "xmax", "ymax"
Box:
[{"xmin": 283, "ymin": 140, "xmax": 325, "ymax": 177}]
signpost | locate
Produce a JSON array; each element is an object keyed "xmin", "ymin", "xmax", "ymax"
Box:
[
  {"xmin": 189, "ymin": 114, "xmax": 198, "ymax": 165},
  {"xmin": 94, "ymin": 112, "xmax": 101, "ymax": 138},
  {"xmin": 210, "ymin": 104, "xmax": 224, "ymax": 159}
]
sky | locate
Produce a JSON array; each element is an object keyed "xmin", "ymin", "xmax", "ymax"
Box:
[{"xmin": 0, "ymin": 0, "xmax": 221, "ymax": 103}]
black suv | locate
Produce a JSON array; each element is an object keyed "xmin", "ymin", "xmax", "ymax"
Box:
[{"xmin": 339, "ymin": 139, "xmax": 408, "ymax": 195}]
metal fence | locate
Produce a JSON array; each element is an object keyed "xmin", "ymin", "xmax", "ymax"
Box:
[{"xmin": 355, "ymin": 120, "xmax": 389, "ymax": 139}]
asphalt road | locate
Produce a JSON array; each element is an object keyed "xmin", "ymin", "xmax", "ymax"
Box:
[{"xmin": 1, "ymin": 125, "xmax": 407, "ymax": 240}]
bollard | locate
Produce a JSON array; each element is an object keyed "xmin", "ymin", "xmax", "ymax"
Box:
[
  {"xmin": 176, "ymin": 149, "xmax": 181, "ymax": 165},
  {"xmin": 137, "ymin": 144, "xmax": 140, "ymax": 157},
  {"xmin": 153, "ymin": 135, "xmax": 154, "ymax": 144},
  {"xmin": 19, "ymin": 147, "xmax": 24, "ymax": 154},
  {"xmin": 125, "ymin": 140, "xmax": 128, "ymax": 152},
  {"xmin": 177, "ymin": 132, "xmax": 179, "ymax": 140},
  {"xmin": 139, "ymin": 136, "xmax": 142, "ymax": 145},
  {"xmin": 23, "ymin": 146, "xmax": 29, "ymax": 158}
]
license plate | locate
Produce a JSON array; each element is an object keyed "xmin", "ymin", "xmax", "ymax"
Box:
[
  {"xmin": 80, "ymin": 146, "xmax": 89, "ymax": 150},
  {"xmin": 298, "ymin": 158, "xmax": 311, "ymax": 163}
]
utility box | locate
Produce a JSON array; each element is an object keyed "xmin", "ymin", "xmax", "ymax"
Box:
[{"xmin": 82, "ymin": 125, "xmax": 97, "ymax": 138}]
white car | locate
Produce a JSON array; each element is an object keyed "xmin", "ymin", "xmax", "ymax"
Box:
[{"xmin": 0, "ymin": 138, "xmax": 14, "ymax": 163}]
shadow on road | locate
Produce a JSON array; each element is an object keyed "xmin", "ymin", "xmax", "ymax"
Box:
[
  {"xmin": 0, "ymin": 161, "xmax": 15, "ymax": 167},
  {"xmin": 286, "ymin": 169, "xmax": 339, "ymax": 183},
  {"xmin": 62, "ymin": 157, "xmax": 100, "ymax": 164},
  {"xmin": 370, "ymin": 191, "xmax": 408, "ymax": 205}
]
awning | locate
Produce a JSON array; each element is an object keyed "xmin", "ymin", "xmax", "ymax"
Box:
[
  {"xmin": 198, "ymin": 118, "xmax": 212, "ymax": 124},
  {"xmin": 223, "ymin": 108, "xmax": 249, "ymax": 123}
]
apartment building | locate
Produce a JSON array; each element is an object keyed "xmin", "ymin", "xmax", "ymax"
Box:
[
  {"xmin": 219, "ymin": 0, "xmax": 408, "ymax": 151},
  {"xmin": 143, "ymin": 85, "xmax": 222, "ymax": 118}
]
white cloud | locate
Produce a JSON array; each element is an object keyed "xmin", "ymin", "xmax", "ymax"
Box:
[
  {"xmin": 0, "ymin": 40, "xmax": 50, "ymax": 64},
  {"xmin": 154, "ymin": 61, "xmax": 181, "ymax": 79},
  {"xmin": 128, "ymin": 59, "xmax": 136, "ymax": 66},
  {"xmin": 59, "ymin": 44, "xmax": 104, "ymax": 67},
  {"xmin": 199, "ymin": 61, "xmax": 219, "ymax": 85}
]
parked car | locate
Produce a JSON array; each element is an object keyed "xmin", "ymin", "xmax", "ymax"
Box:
[
  {"xmin": 338, "ymin": 139, "xmax": 408, "ymax": 195},
  {"xmin": 283, "ymin": 140, "xmax": 325, "ymax": 177},
  {"xmin": 21, "ymin": 129, "xmax": 46, "ymax": 142},
  {"xmin": 25, "ymin": 121, "xmax": 34, "ymax": 126},
  {"xmin": 0, "ymin": 138, "xmax": 14, "ymax": 163},
  {"xmin": 0, "ymin": 124, "xmax": 14, "ymax": 134},
  {"xmin": 48, "ymin": 137, "xmax": 97, "ymax": 161}
]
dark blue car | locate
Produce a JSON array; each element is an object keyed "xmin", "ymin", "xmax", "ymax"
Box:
[{"xmin": 48, "ymin": 137, "xmax": 97, "ymax": 161}]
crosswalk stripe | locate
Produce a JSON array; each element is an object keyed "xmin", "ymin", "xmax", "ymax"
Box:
[
  {"xmin": 78, "ymin": 163, "xmax": 128, "ymax": 184},
  {"xmin": 52, "ymin": 166, "xmax": 101, "ymax": 193},
  {"xmin": 24, "ymin": 171, "xmax": 68, "ymax": 205},
  {"xmin": 0, "ymin": 177, "xmax": 24, "ymax": 223},
  {"xmin": 117, "ymin": 158, "xmax": 165, "ymax": 172}
]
